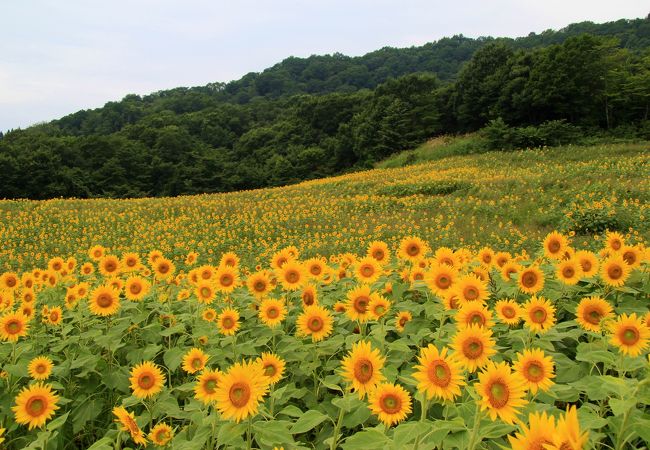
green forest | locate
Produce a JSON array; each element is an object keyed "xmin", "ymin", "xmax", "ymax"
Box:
[{"xmin": 1, "ymin": 17, "xmax": 649, "ymax": 199}]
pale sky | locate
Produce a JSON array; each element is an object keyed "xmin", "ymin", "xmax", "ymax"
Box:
[{"xmin": 0, "ymin": 0, "xmax": 647, "ymax": 132}]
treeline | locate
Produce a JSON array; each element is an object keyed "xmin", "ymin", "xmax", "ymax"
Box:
[{"xmin": 1, "ymin": 17, "xmax": 649, "ymax": 199}]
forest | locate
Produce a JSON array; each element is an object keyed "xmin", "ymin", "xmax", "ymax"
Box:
[{"xmin": 0, "ymin": 17, "xmax": 649, "ymax": 199}]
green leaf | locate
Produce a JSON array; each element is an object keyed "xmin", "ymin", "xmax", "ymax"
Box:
[
  {"xmin": 253, "ymin": 420, "xmax": 294, "ymax": 446},
  {"xmin": 341, "ymin": 428, "xmax": 390, "ymax": 450},
  {"xmin": 163, "ymin": 347, "xmax": 185, "ymax": 371},
  {"xmin": 290, "ymin": 410, "xmax": 329, "ymax": 434},
  {"xmin": 86, "ymin": 437, "xmax": 114, "ymax": 450},
  {"xmin": 47, "ymin": 411, "xmax": 69, "ymax": 431},
  {"xmin": 332, "ymin": 394, "xmax": 361, "ymax": 412}
]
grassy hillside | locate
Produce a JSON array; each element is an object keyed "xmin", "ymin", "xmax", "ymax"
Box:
[{"xmin": 1, "ymin": 142, "xmax": 647, "ymax": 271}]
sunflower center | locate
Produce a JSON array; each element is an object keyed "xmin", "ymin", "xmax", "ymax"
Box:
[
  {"xmin": 220, "ymin": 275, "xmax": 233, "ymax": 287},
  {"xmin": 353, "ymin": 359, "xmax": 374, "ymax": 383},
  {"xmin": 436, "ymin": 275, "xmax": 451, "ymax": 289},
  {"xmin": 469, "ymin": 313, "xmax": 484, "ymax": 326},
  {"xmin": 562, "ymin": 266, "xmax": 575, "ymax": 278},
  {"xmin": 191, "ymin": 358, "xmax": 203, "ymax": 369},
  {"xmin": 585, "ymin": 308, "xmax": 602, "ymax": 325},
  {"xmin": 223, "ymin": 317, "xmax": 234, "ymax": 328},
  {"xmin": 286, "ymin": 270, "xmax": 299, "ymax": 283},
  {"xmin": 464, "ymin": 286, "xmax": 479, "ymax": 301},
  {"xmin": 399, "ymin": 317, "xmax": 408, "ymax": 327},
  {"xmin": 229, "ymin": 382, "xmax": 251, "ymax": 408},
  {"xmin": 138, "ymin": 374, "xmax": 155, "ymax": 389},
  {"xmin": 548, "ymin": 240, "xmax": 561, "ymax": 253},
  {"xmin": 200, "ymin": 287, "xmax": 211, "ymax": 298},
  {"xmin": 611, "ymin": 240, "xmax": 622, "ymax": 250},
  {"xmin": 204, "ymin": 379, "xmax": 217, "ymax": 393},
  {"xmin": 105, "ymin": 261, "xmax": 116, "ymax": 272},
  {"xmin": 36, "ymin": 364, "xmax": 47, "ymax": 374},
  {"xmin": 277, "ymin": 257, "xmax": 288, "ymax": 267},
  {"xmin": 372, "ymin": 250, "xmax": 384, "ymax": 260},
  {"xmin": 7, "ymin": 320, "xmax": 21, "ymax": 334},
  {"xmin": 488, "ymin": 380, "xmax": 509, "ymax": 408},
  {"xmin": 524, "ymin": 362, "xmax": 545, "ymax": 382},
  {"xmin": 374, "ymin": 305, "xmax": 386, "ymax": 315},
  {"xmin": 623, "ymin": 252, "xmax": 636, "ymax": 265},
  {"xmin": 521, "ymin": 272, "xmax": 537, "ymax": 288},
  {"xmin": 97, "ymin": 294, "xmax": 113, "ymax": 308},
  {"xmin": 531, "ymin": 307, "xmax": 547, "ymax": 323},
  {"xmin": 502, "ymin": 306, "xmax": 516, "ymax": 319},
  {"xmin": 620, "ymin": 327, "xmax": 640, "ymax": 346},
  {"xmin": 127, "ymin": 258, "xmax": 137, "ymax": 267},
  {"xmin": 254, "ymin": 281, "xmax": 266, "ymax": 292},
  {"xmin": 529, "ymin": 438, "xmax": 553, "ymax": 450},
  {"xmin": 608, "ymin": 265, "xmax": 623, "ymax": 280},
  {"xmin": 26, "ymin": 396, "xmax": 47, "ymax": 416},
  {"xmin": 428, "ymin": 360, "xmax": 451, "ymax": 386},
  {"xmin": 380, "ymin": 393, "xmax": 402, "ymax": 414},
  {"xmin": 267, "ymin": 307, "xmax": 279, "ymax": 318},
  {"xmin": 581, "ymin": 260, "xmax": 592, "ymax": 272},
  {"xmin": 158, "ymin": 263, "xmax": 170, "ymax": 274},
  {"xmin": 50, "ymin": 312, "xmax": 59, "ymax": 322},
  {"xmin": 463, "ymin": 338, "xmax": 483, "ymax": 359},
  {"xmin": 406, "ymin": 244, "xmax": 420, "ymax": 256},
  {"xmin": 360, "ymin": 265, "xmax": 374, "ymax": 277},
  {"xmin": 308, "ymin": 316, "xmax": 324, "ymax": 332},
  {"xmin": 130, "ymin": 283, "xmax": 142, "ymax": 294},
  {"xmin": 353, "ymin": 296, "xmax": 369, "ymax": 313},
  {"xmin": 264, "ymin": 364, "xmax": 277, "ymax": 377},
  {"xmin": 303, "ymin": 292, "xmax": 314, "ymax": 306}
]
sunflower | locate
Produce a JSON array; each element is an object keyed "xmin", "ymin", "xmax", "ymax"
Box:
[
  {"xmin": 121, "ymin": 252, "xmax": 141, "ymax": 272},
  {"xmin": 246, "ymin": 271, "xmax": 273, "ymax": 298},
  {"xmin": 451, "ymin": 274, "xmax": 489, "ymax": 306},
  {"xmin": 450, "ymin": 324, "xmax": 496, "ymax": 372},
  {"xmin": 89, "ymin": 245, "xmax": 106, "ymax": 261},
  {"xmin": 194, "ymin": 368, "xmax": 224, "ymax": 404},
  {"xmin": 124, "ymin": 276, "xmax": 150, "ymax": 301},
  {"xmin": 518, "ymin": 266, "xmax": 544, "ymax": 294},
  {"xmin": 20, "ymin": 303, "xmax": 35, "ymax": 319},
  {"xmin": 413, "ymin": 345, "xmax": 465, "ymax": 402},
  {"xmin": 153, "ymin": 257, "xmax": 175, "ymax": 280},
  {"xmin": 523, "ymin": 296, "xmax": 556, "ymax": 334},
  {"xmin": 215, "ymin": 266, "xmax": 240, "ymax": 293},
  {"xmin": 217, "ymin": 308, "xmax": 240, "ymax": 336},
  {"xmin": 28, "ymin": 356, "xmax": 53, "ymax": 380},
  {"xmin": 395, "ymin": 311, "xmax": 412, "ymax": 332},
  {"xmin": 575, "ymin": 296, "xmax": 613, "ymax": 333},
  {"xmin": 494, "ymin": 251, "xmax": 511, "ymax": 268},
  {"xmin": 476, "ymin": 360, "xmax": 528, "ymax": 424},
  {"xmin": 368, "ymin": 295, "xmax": 391, "ymax": 320},
  {"xmin": 425, "ymin": 263, "xmax": 458, "ymax": 296},
  {"xmin": 547, "ymin": 405, "xmax": 589, "ymax": 450},
  {"xmin": 80, "ymin": 262, "xmax": 94, "ymax": 276},
  {"xmin": 600, "ymin": 254, "xmax": 631, "ymax": 287},
  {"xmin": 220, "ymin": 252, "xmax": 240, "ymax": 268},
  {"xmin": 196, "ymin": 264, "xmax": 216, "ymax": 282},
  {"xmin": 304, "ymin": 257, "xmax": 327, "ymax": 279},
  {"xmin": 495, "ymin": 299, "xmax": 522, "ymax": 326},
  {"xmin": 129, "ymin": 361, "xmax": 166, "ymax": 399},
  {"xmin": 296, "ymin": 304, "xmax": 333, "ymax": 342},
  {"xmin": 620, "ymin": 245, "xmax": 642, "ymax": 268},
  {"xmin": 149, "ymin": 422, "xmax": 173, "ymax": 446},
  {"xmin": 543, "ymin": 231, "xmax": 568, "ymax": 259},
  {"xmin": 442, "ymin": 292, "xmax": 461, "ymax": 311},
  {"xmin": 608, "ymin": 313, "xmax": 649, "ymax": 357},
  {"xmin": 0, "ymin": 311, "xmax": 29, "ymax": 342},
  {"xmin": 46, "ymin": 306, "xmax": 63, "ymax": 326},
  {"xmin": 398, "ymin": 236, "xmax": 429, "ymax": 262},
  {"xmin": 409, "ymin": 267, "xmax": 427, "ymax": 284},
  {"xmin": 512, "ymin": 348, "xmax": 555, "ymax": 394},
  {"xmin": 477, "ymin": 247, "xmax": 495, "ymax": 267},
  {"xmin": 12, "ymin": 382, "xmax": 60, "ymax": 430},
  {"xmin": 455, "ymin": 303, "xmax": 494, "ymax": 329},
  {"xmin": 508, "ymin": 411, "xmax": 557, "ymax": 450},
  {"xmin": 88, "ymin": 285, "xmax": 120, "ymax": 316},
  {"xmin": 256, "ymin": 352, "xmax": 285, "ymax": 384},
  {"xmin": 196, "ymin": 281, "xmax": 216, "ymax": 304},
  {"xmin": 367, "ymin": 241, "xmax": 390, "ymax": 265},
  {"xmin": 433, "ymin": 247, "xmax": 458, "ymax": 268},
  {"xmin": 605, "ymin": 231, "xmax": 625, "ymax": 252},
  {"xmin": 345, "ymin": 285, "xmax": 374, "ymax": 323},
  {"xmin": 215, "ymin": 359, "xmax": 269, "ymax": 422},
  {"xmin": 500, "ymin": 261, "xmax": 520, "ymax": 282},
  {"xmin": 112, "ymin": 406, "xmax": 148, "ymax": 446},
  {"xmin": 202, "ymin": 308, "xmax": 217, "ymax": 322},
  {"xmin": 574, "ymin": 250, "xmax": 599, "ymax": 277},
  {"xmin": 258, "ymin": 298, "xmax": 287, "ymax": 328},
  {"xmin": 334, "ymin": 301, "xmax": 347, "ymax": 313},
  {"xmin": 0, "ymin": 272, "xmax": 19, "ymax": 290},
  {"xmin": 341, "ymin": 341, "xmax": 386, "ymax": 398},
  {"xmin": 182, "ymin": 348, "xmax": 209, "ymax": 374},
  {"xmin": 556, "ymin": 259, "xmax": 583, "ymax": 285},
  {"xmin": 270, "ymin": 249, "xmax": 293, "ymax": 270},
  {"xmin": 276, "ymin": 261, "xmax": 305, "ymax": 291},
  {"xmin": 367, "ymin": 383, "xmax": 412, "ymax": 427},
  {"xmin": 301, "ymin": 284, "xmax": 318, "ymax": 307},
  {"xmin": 0, "ymin": 291, "xmax": 14, "ymax": 311},
  {"xmin": 353, "ymin": 256, "xmax": 382, "ymax": 284}
]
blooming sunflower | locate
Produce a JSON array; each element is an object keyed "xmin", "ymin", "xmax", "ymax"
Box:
[
  {"xmin": 512, "ymin": 348, "xmax": 555, "ymax": 394},
  {"xmin": 217, "ymin": 308, "xmax": 240, "ymax": 336},
  {"xmin": 367, "ymin": 383, "xmax": 412, "ymax": 427},
  {"xmin": 354, "ymin": 256, "xmax": 382, "ymax": 284},
  {"xmin": 149, "ymin": 422, "xmax": 173, "ymax": 446},
  {"xmin": 600, "ymin": 254, "xmax": 631, "ymax": 287},
  {"xmin": 450, "ymin": 324, "xmax": 496, "ymax": 373},
  {"xmin": 345, "ymin": 285, "xmax": 374, "ymax": 323},
  {"xmin": 455, "ymin": 303, "xmax": 494, "ymax": 329},
  {"xmin": 99, "ymin": 255, "xmax": 121, "ymax": 277},
  {"xmin": 500, "ymin": 261, "xmax": 520, "ymax": 282},
  {"xmin": 547, "ymin": 405, "xmax": 589, "ymax": 450},
  {"xmin": 368, "ymin": 295, "xmax": 391, "ymax": 320},
  {"xmin": 425, "ymin": 263, "xmax": 458, "ymax": 296},
  {"xmin": 433, "ymin": 247, "xmax": 458, "ymax": 268},
  {"xmin": 270, "ymin": 249, "xmax": 293, "ymax": 270},
  {"xmin": 215, "ymin": 265, "xmax": 240, "ymax": 293},
  {"xmin": 153, "ymin": 257, "xmax": 175, "ymax": 280},
  {"xmin": 477, "ymin": 247, "xmax": 495, "ymax": 267},
  {"xmin": 296, "ymin": 304, "xmax": 333, "ymax": 342},
  {"xmin": 258, "ymin": 298, "xmax": 287, "ymax": 328},
  {"xmin": 367, "ymin": 241, "xmax": 390, "ymax": 265},
  {"xmin": 476, "ymin": 360, "xmax": 528, "ymax": 424},
  {"xmin": 575, "ymin": 296, "xmax": 613, "ymax": 333},
  {"xmin": 605, "ymin": 231, "xmax": 625, "ymax": 252},
  {"xmin": 194, "ymin": 368, "xmax": 224, "ymax": 404},
  {"xmin": 220, "ymin": 252, "xmax": 240, "ymax": 268},
  {"xmin": 202, "ymin": 307, "xmax": 217, "ymax": 322},
  {"xmin": 0, "ymin": 272, "xmax": 19, "ymax": 290},
  {"xmin": 215, "ymin": 360, "xmax": 269, "ymax": 422},
  {"xmin": 413, "ymin": 345, "xmax": 465, "ymax": 402},
  {"xmin": 124, "ymin": 276, "xmax": 150, "ymax": 302},
  {"xmin": 12, "ymin": 382, "xmax": 60, "ymax": 430},
  {"xmin": 246, "ymin": 271, "xmax": 273, "ymax": 298},
  {"xmin": 47, "ymin": 306, "xmax": 63, "ymax": 326},
  {"xmin": 398, "ymin": 236, "xmax": 429, "ymax": 262},
  {"xmin": 196, "ymin": 281, "xmax": 216, "ymax": 304},
  {"xmin": 451, "ymin": 274, "xmax": 489, "ymax": 306},
  {"xmin": 304, "ymin": 257, "xmax": 327, "ymax": 279},
  {"xmin": 523, "ymin": 296, "xmax": 556, "ymax": 334},
  {"xmin": 276, "ymin": 261, "xmax": 306, "ymax": 291},
  {"xmin": 121, "ymin": 252, "xmax": 141, "ymax": 272},
  {"xmin": 301, "ymin": 284, "xmax": 318, "ymax": 307},
  {"xmin": 256, "ymin": 352, "xmax": 285, "ymax": 384},
  {"xmin": 556, "ymin": 259, "xmax": 583, "ymax": 285},
  {"xmin": 182, "ymin": 348, "xmax": 209, "ymax": 374},
  {"xmin": 395, "ymin": 311, "xmax": 412, "ymax": 332},
  {"xmin": 574, "ymin": 250, "xmax": 599, "ymax": 277},
  {"xmin": 608, "ymin": 313, "xmax": 649, "ymax": 356},
  {"xmin": 0, "ymin": 311, "xmax": 29, "ymax": 342},
  {"xmin": 88, "ymin": 285, "xmax": 120, "ymax": 316},
  {"xmin": 620, "ymin": 245, "xmax": 642, "ymax": 268},
  {"xmin": 495, "ymin": 299, "xmax": 522, "ymax": 326},
  {"xmin": 341, "ymin": 340, "xmax": 386, "ymax": 398},
  {"xmin": 89, "ymin": 245, "xmax": 106, "ymax": 261},
  {"xmin": 334, "ymin": 301, "xmax": 347, "ymax": 313},
  {"xmin": 518, "ymin": 266, "xmax": 544, "ymax": 294},
  {"xmin": 508, "ymin": 410, "xmax": 557, "ymax": 450},
  {"xmin": 129, "ymin": 361, "xmax": 166, "ymax": 399},
  {"xmin": 28, "ymin": 356, "xmax": 53, "ymax": 380},
  {"xmin": 112, "ymin": 406, "xmax": 148, "ymax": 446},
  {"xmin": 543, "ymin": 231, "xmax": 568, "ymax": 259}
]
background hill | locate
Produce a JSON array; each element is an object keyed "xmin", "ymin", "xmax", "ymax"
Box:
[{"xmin": 0, "ymin": 17, "xmax": 649, "ymax": 199}]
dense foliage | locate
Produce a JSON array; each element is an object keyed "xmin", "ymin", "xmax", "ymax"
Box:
[{"xmin": 1, "ymin": 17, "xmax": 649, "ymax": 199}]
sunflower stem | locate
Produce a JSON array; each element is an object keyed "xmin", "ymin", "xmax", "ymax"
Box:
[
  {"xmin": 467, "ymin": 405, "xmax": 482, "ymax": 450},
  {"xmin": 246, "ymin": 416, "xmax": 253, "ymax": 450},
  {"xmin": 330, "ymin": 404, "xmax": 346, "ymax": 450},
  {"xmin": 413, "ymin": 395, "xmax": 429, "ymax": 450}
]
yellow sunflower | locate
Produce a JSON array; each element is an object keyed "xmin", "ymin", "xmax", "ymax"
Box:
[
  {"xmin": 354, "ymin": 256, "xmax": 382, "ymax": 284},
  {"xmin": 196, "ymin": 281, "xmax": 216, "ymax": 304},
  {"xmin": 620, "ymin": 245, "xmax": 642, "ymax": 268},
  {"xmin": 512, "ymin": 348, "xmax": 555, "ymax": 394},
  {"xmin": 413, "ymin": 345, "xmax": 465, "ymax": 402},
  {"xmin": 182, "ymin": 348, "xmax": 209, "ymax": 374},
  {"xmin": 256, "ymin": 352, "xmax": 285, "ymax": 384},
  {"xmin": 600, "ymin": 254, "xmax": 631, "ymax": 287},
  {"xmin": 99, "ymin": 255, "xmax": 121, "ymax": 277},
  {"xmin": 608, "ymin": 313, "xmax": 649, "ymax": 356},
  {"xmin": 153, "ymin": 257, "xmax": 175, "ymax": 281},
  {"xmin": 455, "ymin": 303, "xmax": 495, "ymax": 329},
  {"xmin": 398, "ymin": 236, "xmax": 429, "ymax": 262},
  {"xmin": 477, "ymin": 247, "xmax": 495, "ymax": 267},
  {"xmin": 202, "ymin": 308, "xmax": 217, "ymax": 322},
  {"xmin": 500, "ymin": 261, "xmax": 520, "ymax": 282},
  {"xmin": 215, "ymin": 360, "xmax": 269, "ymax": 422},
  {"xmin": 605, "ymin": 231, "xmax": 625, "ymax": 252},
  {"xmin": 129, "ymin": 361, "xmax": 166, "ymax": 399},
  {"xmin": 304, "ymin": 257, "xmax": 327, "ymax": 279},
  {"xmin": 345, "ymin": 285, "xmax": 374, "ymax": 323},
  {"xmin": 258, "ymin": 298, "xmax": 287, "ymax": 328},
  {"xmin": 433, "ymin": 247, "xmax": 458, "ymax": 268},
  {"xmin": 556, "ymin": 259, "xmax": 583, "ymax": 285},
  {"xmin": 121, "ymin": 252, "xmax": 141, "ymax": 272},
  {"xmin": 88, "ymin": 285, "xmax": 120, "ymax": 317},
  {"xmin": 28, "ymin": 356, "xmax": 53, "ymax": 380},
  {"xmin": 395, "ymin": 311, "xmax": 412, "ymax": 332},
  {"xmin": 276, "ymin": 261, "xmax": 306, "ymax": 291},
  {"xmin": 301, "ymin": 284, "xmax": 318, "ymax": 307},
  {"xmin": 149, "ymin": 422, "xmax": 173, "ymax": 446},
  {"xmin": 217, "ymin": 308, "xmax": 240, "ymax": 336},
  {"xmin": 494, "ymin": 251, "xmax": 511, "ymax": 268},
  {"xmin": 246, "ymin": 271, "xmax": 273, "ymax": 298},
  {"xmin": 124, "ymin": 276, "xmax": 150, "ymax": 301},
  {"xmin": 425, "ymin": 263, "xmax": 458, "ymax": 296},
  {"xmin": 367, "ymin": 383, "xmax": 412, "ymax": 427},
  {"xmin": 575, "ymin": 296, "xmax": 613, "ymax": 333},
  {"xmin": 450, "ymin": 324, "xmax": 496, "ymax": 373},
  {"xmin": 112, "ymin": 406, "xmax": 148, "ymax": 446},
  {"xmin": 543, "ymin": 231, "xmax": 568, "ymax": 259},
  {"xmin": 215, "ymin": 265, "xmax": 240, "ymax": 293},
  {"xmin": 0, "ymin": 311, "xmax": 29, "ymax": 342},
  {"xmin": 220, "ymin": 252, "xmax": 240, "ymax": 268},
  {"xmin": 368, "ymin": 295, "xmax": 391, "ymax": 320},
  {"xmin": 194, "ymin": 368, "xmax": 224, "ymax": 404},
  {"xmin": 341, "ymin": 340, "xmax": 386, "ymax": 398},
  {"xmin": 495, "ymin": 299, "xmax": 522, "ymax": 326},
  {"xmin": 270, "ymin": 249, "xmax": 293, "ymax": 270},
  {"xmin": 523, "ymin": 296, "xmax": 556, "ymax": 334},
  {"xmin": 89, "ymin": 245, "xmax": 106, "ymax": 261},
  {"xmin": 476, "ymin": 360, "xmax": 528, "ymax": 424},
  {"xmin": 518, "ymin": 266, "xmax": 545, "ymax": 294},
  {"xmin": 296, "ymin": 304, "xmax": 333, "ymax": 342},
  {"xmin": 46, "ymin": 306, "xmax": 62, "ymax": 326},
  {"xmin": 12, "ymin": 382, "xmax": 60, "ymax": 430},
  {"xmin": 367, "ymin": 241, "xmax": 390, "ymax": 265},
  {"xmin": 574, "ymin": 250, "xmax": 599, "ymax": 277},
  {"xmin": 547, "ymin": 405, "xmax": 589, "ymax": 450},
  {"xmin": 508, "ymin": 410, "xmax": 557, "ymax": 450},
  {"xmin": 80, "ymin": 262, "xmax": 95, "ymax": 276},
  {"xmin": 451, "ymin": 274, "xmax": 489, "ymax": 306}
]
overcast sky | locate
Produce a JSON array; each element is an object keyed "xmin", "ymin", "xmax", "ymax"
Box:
[{"xmin": 1, "ymin": 1, "xmax": 647, "ymax": 132}]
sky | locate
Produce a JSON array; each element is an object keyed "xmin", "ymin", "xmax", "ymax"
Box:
[{"xmin": 1, "ymin": 1, "xmax": 647, "ymax": 132}]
